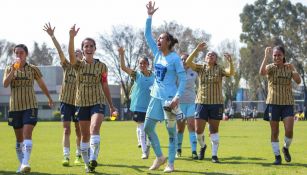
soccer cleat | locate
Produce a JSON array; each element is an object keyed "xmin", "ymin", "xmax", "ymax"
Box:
[
  {"xmin": 199, "ymin": 145, "xmax": 207, "ymax": 160},
  {"xmin": 62, "ymin": 157, "xmax": 70, "ymax": 166},
  {"xmin": 192, "ymin": 151, "xmax": 198, "ymax": 160},
  {"xmin": 88, "ymin": 160, "xmax": 97, "ymax": 172},
  {"xmin": 142, "ymin": 153, "xmax": 148, "ymax": 159},
  {"xmin": 85, "ymin": 165, "xmax": 93, "ymax": 173},
  {"xmin": 176, "ymin": 149, "xmax": 182, "ymax": 158},
  {"xmin": 74, "ymin": 155, "xmax": 82, "ymax": 165},
  {"xmin": 138, "ymin": 144, "xmax": 141, "ymax": 148},
  {"xmin": 163, "ymin": 164, "xmax": 174, "ymax": 173},
  {"xmin": 273, "ymin": 155, "xmax": 282, "ymax": 165},
  {"xmin": 149, "ymin": 156, "xmax": 167, "ymax": 170},
  {"xmin": 20, "ymin": 164, "xmax": 31, "ymax": 173},
  {"xmin": 212, "ymin": 156, "xmax": 220, "ymax": 163},
  {"xmin": 282, "ymin": 147, "xmax": 291, "ymax": 162}
]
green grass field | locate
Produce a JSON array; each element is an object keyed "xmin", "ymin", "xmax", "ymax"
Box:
[{"xmin": 0, "ymin": 119, "xmax": 307, "ymax": 175}]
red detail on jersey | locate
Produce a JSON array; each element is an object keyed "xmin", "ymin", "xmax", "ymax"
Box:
[{"xmin": 102, "ymin": 72, "xmax": 107, "ymax": 83}]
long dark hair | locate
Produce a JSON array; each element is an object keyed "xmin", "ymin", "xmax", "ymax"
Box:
[{"xmin": 164, "ymin": 32, "xmax": 178, "ymax": 50}]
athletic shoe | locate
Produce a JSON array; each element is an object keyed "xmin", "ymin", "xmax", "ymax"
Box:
[
  {"xmin": 74, "ymin": 155, "xmax": 82, "ymax": 165},
  {"xmin": 142, "ymin": 153, "xmax": 148, "ymax": 159},
  {"xmin": 212, "ymin": 156, "xmax": 220, "ymax": 163},
  {"xmin": 273, "ymin": 155, "xmax": 282, "ymax": 165},
  {"xmin": 149, "ymin": 156, "xmax": 167, "ymax": 170},
  {"xmin": 138, "ymin": 144, "xmax": 141, "ymax": 148},
  {"xmin": 88, "ymin": 160, "xmax": 97, "ymax": 172},
  {"xmin": 282, "ymin": 147, "xmax": 291, "ymax": 162},
  {"xmin": 199, "ymin": 145, "xmax": 207, "ymax": 160},
  {"xmin": 176, "ymin": 149, "xmax": 182, "ymax": 158},
  {"xmin": 163, "ymin": 164, "xmax": 174, "ymax": 173},
  {"xmin": 62, "ymin": 157, "xmax": 70, "ymax": 166},
  {"xmin": 192, "ymin": 151, "xmax": 198, "ymax": 160},
  {"xmin": 20, "ymin": 164, "xmax": 31, "ymax": 173},
  {"xmin": 85, "ymin": 164, "xmax": 93, "ymax": 173}
]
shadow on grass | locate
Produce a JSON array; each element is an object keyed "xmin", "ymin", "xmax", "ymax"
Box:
[
  {"xmin": 218, "ymin": 156, "xmax": 307, "ymax": 168},
  {"xmin": 0, "ymin": 171, "xmax": 72, "ymax": 175},
  {"xmin": 99, "ymin": 163, "xmax": 148, "ymax": 174}
]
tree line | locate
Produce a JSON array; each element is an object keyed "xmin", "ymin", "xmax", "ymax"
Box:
[{"xmin": 0, "ymin": 0, "xmax": 306, "ymax": 109}]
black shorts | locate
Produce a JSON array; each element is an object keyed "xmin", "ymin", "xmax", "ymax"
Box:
[
  {"xmin": 60, "ymin": 102, "xmax": 78, "ymax": 122},
  {"xmin": 76, "ymin": 104, "xmax": 106, "ymax": 121},
  {"xmin": 264, "ymin": 104, "xmax": 294, "ymax": 121},
  {"xmin": 8, "ymin": 108, "xmax": 38, "ymax": 129},
  {"xmin": 132, "ymin": 111, "xmax": 146, "ymax": 122},
  {"xmin": 195, "ymin": 104, "xmax": 224, "ymax": 121}
]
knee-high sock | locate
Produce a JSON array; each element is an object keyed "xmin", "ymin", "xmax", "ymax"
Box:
[
  {"xmin": 177, "ymin": 132, "xmax": 183, "ymax": 150},
  {"xmin": 80, "ymin": 142, "xmax": 90, "ymax": 164},
  {"xmin": 76, "ymin": 146, "xmax": 81, "ymax": 157},
  {"xmin": 136, "ymin": 126, "xmax": 141, "ymax": 146},
  {"xmin": 16, "ymin": 142, "xmax": 23, "ymax": 164},
  {"xmin": 144, "ymin": 118, "xmax": 162, "ymax": 157},
  {"xmin": 63, "ymin": 147, "xmax": 70, "ymax": 158},
  {"xmin": 90, "ymin": 135, "xmax": 100, "ymax": 161},
  {"xmin": 210, "ymin": 133, "xmax": 219, "ymax": 156},
  {"xmin": 167, "ymin": 124, "xmax": 177, "ymax": 164},
  {"xmin": 138, "ymin": 123, "xmax": 147, "ymax": 154},
  {"xmin": 22, "ymin": 140, "xmax": 32, "ymax": 165},
  {"xmin": 271, "ymin": 142, "xmax": 280, "ymax": 156},
  {"xmin": 189, "ymin": 131, "xmax": 197, "ymax": 152},
  {"xmin": 197, "ymin": 133, "xmax": 205, "ymax": 148},
  {"xmin": 284, "ymin": 137, "xmax": 292, "ymax": 149}
]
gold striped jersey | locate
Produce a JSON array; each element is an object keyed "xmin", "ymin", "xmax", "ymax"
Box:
[
  {"xmin": 73, "ymin": 59, "xmax": 107, "ymax": 107},
  {"xmin": 266, "ymin": 63, "xmax": 294, "ymax": 105},
  {"xmin": 59, "ymin": 59, "xmax": 77, "ymax": 105},
  {"xmin": 3, "ymin": 63, "xmax": 42, "ymax": 111},
  {"xmin": 192, "ymin": 64, "xmax": 229, "ymax": 104}
]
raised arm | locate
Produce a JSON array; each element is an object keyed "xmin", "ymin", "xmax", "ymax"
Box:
[
  {"xmin": 259, "ymin": 47, "xmax": 271, "ymax": 76},
  {"xmin": 144, "ymin": 1, "xmax": 159, "ymax": 56},
  {"xmin": 118, "ymin": 47, "xmax": 133, "ymax": 75},
  {"xmin": 186, "ymin": 42, "xmax": 207, "ymax": 69},
  {"xmin": 68, "ymin": 24, "xmax": 80, "ymax": 65},
  {"xmin": 43, "ymin": 23, "xmax": 66, "ymax": 64},
  {"xmin": 223, "ymin": 53, "xmax": 235, "ymax": 76}
]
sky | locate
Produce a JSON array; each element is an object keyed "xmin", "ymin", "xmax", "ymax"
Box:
[{"xmin": 0, "ymin": 0, "xmax": 306, "ymax": 51}]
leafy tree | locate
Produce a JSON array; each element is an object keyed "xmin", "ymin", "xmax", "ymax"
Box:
[
  {"xmin": 239, "ymin": 0, "xmax": 307, "ymax": 101},
  {"xmin": 98, "ymin": 25, "xmax": 147, "ymax": 110},
  {"xmin": 0, "ymin": 39, "xmax": 15, "ymax": 68},
  {"xmin": 28, "ymin": 42, "xmax": 53, "ymax": 65}
]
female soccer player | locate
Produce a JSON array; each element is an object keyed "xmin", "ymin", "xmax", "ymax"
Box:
[
  {"xmin": 119, "ymin": 47, "xmax": 154, "ymax": 159},
  {"xmin": 186, "ymin": 42, "xmax": 234, "ymax": 163},
  {"xmin": 144, "ymin": 1, "xmax": 186, "ymax": 173},
  {"xmin": 176, "ymin": 53, "xmax": 198, "ymax": 159},
  {"xmin": 259, "ymin": 46, "xmax": 301, "ymax": 165},
  {"xmin": 43, "ymin": 22, "xmax": 82, "ymax": 166},
  {"xmin": 69, "ymin": 24, "xmax": 117, "ymax": 173},
  {"xmin": 3, "ymin": 44, "xmax": 53, "ymax": 173}
]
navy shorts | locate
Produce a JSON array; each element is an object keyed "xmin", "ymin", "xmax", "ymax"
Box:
[
  {"xmin": 264, "ymin": 104, "xmax": 294, "ymax": 121},
  {"xmin": 76, "ymin": 104, "xmax": 106, "ymax": 121},
  {"xmin": 133, "ymin": 111, "xmax": 146, "ymax": 122},
  {"xmin": 60, "ymin": 102, "xmax": 78, "ymax": 122},
  {"xmin": 195, "ymin": 104, "xmax": 224, "ymax": 121},
  {"xmin": 8, "ymin": 108, "xmax": 38, "ymax": 129}
]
